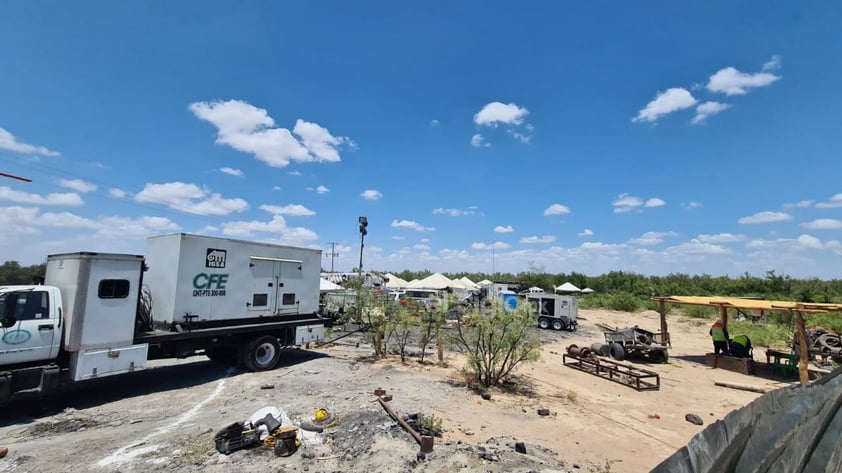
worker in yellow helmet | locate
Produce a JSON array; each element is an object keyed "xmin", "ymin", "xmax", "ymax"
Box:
[{"xmin": 710, "ymin": 319, "xmax": 729, "ymax": 355}]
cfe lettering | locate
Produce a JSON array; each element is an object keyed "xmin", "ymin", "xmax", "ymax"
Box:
[{"xmin": 193, "ymin": 273, "xmax": 228, "ymax": 297}]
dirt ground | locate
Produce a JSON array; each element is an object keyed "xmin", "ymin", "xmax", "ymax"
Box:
[{"xmin": 0, "ymin": 309, "xmax": 790, "ymax": 473}]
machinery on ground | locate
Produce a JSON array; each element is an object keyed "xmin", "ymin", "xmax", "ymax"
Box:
[
  {"xmin": 597, "ymin": 325, "xmax": 669, "ymax": 363},
  {"xmin": 792, "ymin": 327, "xmax": 842, "ymax": 362},
  {"xmin": 528, "ymin": 293, "xmax": 578, "ymax": 331}
]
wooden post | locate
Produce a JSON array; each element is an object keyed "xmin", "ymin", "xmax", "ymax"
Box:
[
  {"xmin": 658, "ymin": 300, "xmax": 670, "ymax": 347},
  {"xmin": 720, "ymin": 306, "xmax": 728, "ymax": 333},
  {"xmin": 795, "ymin": 311, "xmax": 809, "ymax": 385}
]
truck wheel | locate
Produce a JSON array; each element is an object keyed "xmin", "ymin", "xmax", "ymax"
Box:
[
  {"xmin": 552, "ymin": 319, "xmax": 565, "ymax": 331},
  {"xmin": 609, "ymin": 343, "xmax": 625, "ymax": 361},
  {"xmin": 240, "ymin": 336, "xmax": 281, "ymax": 372},
  {"xmin": 538, "ymin": 318, "xmax": 550, "ymax": 329},
  {"xmin": 649, "ymin": 349, "xmax": 669, "ymax": 363}
]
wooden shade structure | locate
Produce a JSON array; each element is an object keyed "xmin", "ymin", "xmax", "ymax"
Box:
[{"xmin": 651, "ymin": 296, "xmax": 842, "ymax": 385}]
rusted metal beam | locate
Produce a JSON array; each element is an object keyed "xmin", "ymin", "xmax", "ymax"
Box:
[
  {"xmin": 375, "ymin": 390, "xmax": 434, "ymax": 453},
  {"xmin": 795, "ymin": 311, "xmax": 810, "ymax": 385}
]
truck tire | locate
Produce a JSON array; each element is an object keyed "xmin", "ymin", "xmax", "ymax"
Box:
[
  {"xmin": 552, "ymin": 319, "xmax": 565, "ymax": 331},
  {"xmin": 538, "ymin": 318, "xmax": 550, "ymax": 330},
  {"xmin": 650, "ymin": 349, "xmax": 669, "ymax": 363},
  {"xmin": 608, "ymin": 342, "xmax": 625, "ymax": 361},
  {"xmin": 239, "ymin": 336, "xmax": 281, "ymax": 372}
]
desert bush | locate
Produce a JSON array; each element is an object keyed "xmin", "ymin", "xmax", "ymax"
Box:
[
  {"xmin": 451, "ymin": 301, "xmax": 540, "ymax": 388},
  {"xmin": 683, "ymin": 305, "xmax": 717, "ymax": 319},
  {"xmin": 607, "ymin": 292, "xmax": 639, "ymax": 312},
  {"xmin": 729, "ymin": 321, "xmax": 792, "ymax": 350}
]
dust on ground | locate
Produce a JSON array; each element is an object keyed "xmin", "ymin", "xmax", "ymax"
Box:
[{"xmin": 0, "ymin": 309, "xmax": 789, "ymax": 472}]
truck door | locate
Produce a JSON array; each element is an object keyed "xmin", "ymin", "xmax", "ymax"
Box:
[
  {"xmin": 276, "ymin": 260, "xmax": 303, "ymax": 315},
  {"xmin": 249, "ymin": 259, "xmax": 277, "ymax": 314},
  {"xmin": 0, "ymin": 289, "xmax": 60, "ymax": 364}
]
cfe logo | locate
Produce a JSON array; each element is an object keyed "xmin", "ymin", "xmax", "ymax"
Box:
[
  {"xmin": 193, "ymin": 273, "xmax": 228, "ymax": 297},
  {"xmin": 206, "ymin": 248, "xmax": 227, "ymax": 268}
]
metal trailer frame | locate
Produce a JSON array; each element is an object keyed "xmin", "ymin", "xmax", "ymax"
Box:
[{"xmin": 563, "ymin": 353, "xmax": 661, "ymax": 391}]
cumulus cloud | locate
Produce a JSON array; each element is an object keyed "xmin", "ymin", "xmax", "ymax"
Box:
[
  {"xmin": 692, "ymin": 101, "xmax": 732, "ymax": 124},
  {"xmin": 219, "ymin": 167, "xmax": 244, "ymax": 177},
  {"xmin": 494, "ymin": 225, "xmax": 514, "ymax": 233},
  {"xmin": 544, "ymin": 203, "xmax": 571, "ymax": 216},
  {"xmin": 0, "ymin": 186, "xmax": 83, "ymax": 206},
  {"xmin": 134, "ymin": 181, "xmax": 248, "ymax": 216},
  {"xmin": 471, "ymin": 133, "xmax": 489, "ymax": 148},
  {"xmin": 613, "ymin": 194, "xmax": 665, "ymax": 213},
  {"xmin": 430, "ymin": 119, "xmax": 439, "ymax": 127},
  {"xmin": 474, "ymin": 102, "xmax": 529, "ymax": 126},
  {"xmin": 801, "ymin": 219, "xmax": 842, "ymax": 230},
  {"xmin": 433, "ymin": 207, "xmax": 476, "ymax": 217},
  {"xmin": 288, "ymin": 171, "xmax": 302, "ymax": 176},
  {"xmin": 696, "ymin": 233, "xmax": 745, "ymax": 244},
  {"xmin": 632, "ymin": 88, "xmax": 697, "ymax": 123},
  {"xmin": 414, "ymin": 243, "xmax": 430, "ymax": 250},
  {"xmin": 628, "ymin": 231, "xmax": 678, "ymax": 246},
  {"xmin": 816, "ymin": 194, "xmax": 842, "ymax": 209},
  {"xmin": 797, "ymin": 234, "xmax": 824, "ymax": 250},
  {"xmin": 189, "ymin": 99, "xmax": 353, "ymax": 168},
  {"xmin": 579, "ymin": 229, "xmax": 594, "ymax": 237},
  {"xmin": 108, "ymin": 188, "xmax": 127, "ymax": 199},
  {"xmin": 682, "ymin": 201, "xmax": 702, "ymax": 210},
  {"xmin": 645, "ymin": 197, "xmax": 666, "ymax": 208},
  {"xmin": 305, "ymin": 185, "xmax": 330, "ymax": 194},
  {"xmin": 762, "ymin": 55, "xmax": 781, "ymax": 71},
  {"xmin": 706, "ymin": 60, "xmax": 781, "ymax": 96},
  {"xmin": 391, "ymin": 219, "xmax": 435, "ymax": 232},
  {"xmin": 737, "ymin": 211, "xmax": 793, "ymax": 224},
  {"xmin": 221, "ymin": 214, "xmax": 318, "ymax": 244},
  {"xmin": 520, "ymin": 235, "xmax": 556, "ymax": 244},
  {"xmin": 471, "ymin": 241, "xmax": 511, "ymax": 250},
  {"xmin": 0, "ymin": 127, "xmax": 59, "ymax": 157},
  {"xmin": 361, "ymin": 189, "xmax": 382, "ymax": 200},
  {"xmin": 665, "ymin": 240, "xmax": 731, "ymax": 256},
  {"xmin": 58, "ymin": 179, "xmax": 97, "ymax": 193},
  {"xmin": 259, "ymin": 204, "xmax": 315, "ymax": 216},
  {"xmin": 784, "ymin": 200, "xmax": 813, "ymax": 209}
]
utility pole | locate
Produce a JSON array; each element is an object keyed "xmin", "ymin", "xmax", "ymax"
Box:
[
  {"xmin": 358, "ymin": 217, "xmax": 368, "ymax": 276},
  {"xmin": 325, "ymin": 242, "xmax": 339, "ymax": 273}
]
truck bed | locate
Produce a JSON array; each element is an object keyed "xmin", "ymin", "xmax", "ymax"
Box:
[{"xmin": 134, "ymin": 314, "xmax": 328, "ymax": 344}]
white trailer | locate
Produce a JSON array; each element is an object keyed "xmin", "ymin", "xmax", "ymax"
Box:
[
  {"xmin": 528, "ymin": 293, "xmax": 578, "ymax": 331},
  {"xmin": 0, "ymin": 233, "xmax": 326, "ymax": 405}
]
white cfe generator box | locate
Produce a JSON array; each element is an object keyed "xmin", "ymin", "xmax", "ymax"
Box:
[{"xmin": 144, "ymin": 233, "xmax": 322, "ymax": 324}]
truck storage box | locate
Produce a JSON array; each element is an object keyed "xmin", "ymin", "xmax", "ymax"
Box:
[
  {"xmin": 145, "ymin": 233, "xmax": 322, "ymax": 324},
  {"xmin": 70, "ymin": 344, "xmax": 149, "ymax": 381},
  {"xmin": 295, "ymin": 324, "xmax": 324, "ymax": 345},
  {"xmin": 45, "ymin": 252, "xmax": 145, "ymax": 351}
]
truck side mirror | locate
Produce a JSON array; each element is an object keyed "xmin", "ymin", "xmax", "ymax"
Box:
[{"xmin": 0, "ymin": 293, "xmax": 19, "ymax": 328}]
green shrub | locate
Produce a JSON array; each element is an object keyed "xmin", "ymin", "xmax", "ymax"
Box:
[
  {"xmin": 683, "ymin": 306, "xmax": 717, "ymax": 319},
  {"xmin": 607, "ymin": 292, "xmax": 639, "ymax": 312},
  {"xmin": 729, "ymin": 321, "xmax": 792, "ymax": 350}
]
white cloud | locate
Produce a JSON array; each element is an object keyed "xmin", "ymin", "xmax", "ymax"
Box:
[
  {"xmin": 801, "ymin": 219, "xmax": 842, "ymax": 230},
  {"xmin": 737, "ymin": 211, "xmax": 793, "ymax": 224},
  {"xmin": 579, "ymin": 229, "xmax": 594, "ymax": 237},
  {"xmin": 433, "ymin": 207, "xmax": 476, "ymax": 217},
  {"xmin": 272, "ymin": 185, "xmax": 281, "ymax": 191},
  {"xmin": 520, "ymin": 235, "xmax": 556, "ymax": 244},
  {"xmin": 0, "ymin": 186, "xmax": 83, "ymax": 206},
  {"xmin": 288, "ymin": 171, "xmax": 302, "ymax": 176},
  {"xmin": 797, "ymin": 234, "xmax": 824, "ymax": 250},
  {"xmin": 544, "ymin": 203, "xmax": 571, "ymax": 216},
  {"xmin": 682, "ymin": 201, "xmax": 702, "ymax": 210},
  {"xmin": 259, "ymin": 204, "xmax": 315, "ymax": 216},
  {"xmin": 391, "ymin": 236, "xmax": 405, "ymax": 241},
  {"xmin": 784, "ymin": 200, "xmax": 813, "ymax": 209},
  {"xmin": 414, "ymin": 243, "xmax": 431, "ymax": 250},
  {"xmin": 58, "ymin": 179, "xmax": 97, "ymax": 193},
  {"xmin": 629, "ymin": 231, "xmax": 678, "ymax": 246},
  {"xmin": 816, "ymin": 194, "xmax": 842, "ymax": 209},
  {"xmin": 134, "ymin": 181, "xmax": 248, "ymax": 216},
  {"xmin": 430, "ymin": 119, "xmax": 439, "ymax": 127},
  {"xmin": 706, "ymin": 64, "xmax": 780, "ymax": 96},
  {"xmin": 471, "ymin": 241, "xmax": 511, "ymax": 250},
  {"xmin": 361, "ymin": 189, "xmax": 382, "ymax": 200},
  {"xmin": 108, "ymin": 188, "xmax": 127, "ymax": 199},
  {"xmin": 0, "ymin": 127, "xmax": 59, "ymax": 157},
  {"xmin": 95, "ymin": 215, "xmax": 181, "ymax": 239},
  {"xmin": 471, "ymin": 133, "xmax": 489, "ymax": 147},
  {"xmin": 632, "ymin": 88, "xmax": 697, "ymax": 123},
  {"xmin": 305, "ymin": 185, "xmax": 330, "ymax": 194},
  {"xmin": 612, "ymin": 193, "xmax": 646, "ymax": 213},
  {"xmin": 645, "ymin": 197, "xmax": 666, "ymax": 208},
  {"xmin": 198, "ymin": 225, "xmax": 219, "ymax": 234},
  {"xmin": 692, "ymin": 101, "xmax": 732, "ymax": 124},
  {"xmin": 474, "ymin": 102, "xmax": 529, "ymax": 126},
  {"xmin": 665, "ymin": 240, "xmax": 731, "ymax": 256},
  {"xmin": 494, "ymin": 225, "xmax": 514, "ymax": 233},
  {"xmin": 189, "ymin": 99, "xmax": 353, "ymax": 168},
  {"xmin": 762, "ymin": 55, "xmax": 781, "ymax": 71},
  {"xmin": 391, "ymin": 219, "xmax": 435, "ymax": 232},
  {"xmin": 219, "ymin": 167, "xmax": 244, "ymax": 177},
  {"xmin": 696, "ymin": 233, "xmax": 745, "ymax": 244},
  {"xmin": 222, "ymin": 215, "xmax": 318, "ymax": 244}
]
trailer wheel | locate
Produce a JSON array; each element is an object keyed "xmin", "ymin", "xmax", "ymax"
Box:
[
  {"xmin": 649, "ymin": 349, "xmax": 669, "ymax": 363},
  {"xmin": 240, "ymin": 336, "xmax": 281, "ymax": 372},
  {"xmin": 552, "ymin": 319, "xmax": 565, "ymax": 331},
  {"xmin": 608, "ymin": 342, "xmax": 625, "ymax": 361},
  {"xmin": 538, "ymin": 318, "xmax": 550, "ymax": 329}
]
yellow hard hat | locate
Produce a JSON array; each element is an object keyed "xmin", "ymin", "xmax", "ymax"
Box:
[{"xmin": 314, "ymin": 408, "xmax": 331, "ymax": 423}]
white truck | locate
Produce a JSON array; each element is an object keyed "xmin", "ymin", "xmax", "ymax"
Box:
[{"xmin": 0, "ymin": 233, "xmax": 326, "ymax": 404}]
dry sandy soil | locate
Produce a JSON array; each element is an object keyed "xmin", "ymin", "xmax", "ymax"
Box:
[{"xmin": 0, "ymin": 309, "xmax": 790, "ymax": 473}]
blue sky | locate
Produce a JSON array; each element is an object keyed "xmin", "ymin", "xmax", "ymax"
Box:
[{"xmin": 2, "ymin": 2, "xmax": 842, "ymax": 278}]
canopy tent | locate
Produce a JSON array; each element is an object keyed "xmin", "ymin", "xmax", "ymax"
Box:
[
  {"xmin": 409, "ymin": 273, "xmax": 455, "ymax": 290},
  {"xmin": 319, "ymin": 278, "xmax": 343, "ymax": 292},
  {"xmin": 446, "ymin": 278, "xmax": 471, "ymax": 290},
  {"xmin": 459, "ymin": 277, "xmax": 479, "ymax": 289},
  {"xmin": 384, "ymin": 273, "xmax": 409, "ymax": 289},
  {"xmin": 477, "ymin": 279, "xmax": 494, "ymax": 286},
  {"xmin": 581, "ymin": 287, "xmax": 595, "ymax": 294},
  {"xmin": 554, "ymin": 282, "xmax": 581, "ymax": 293},
  {"xmin": 652, "ymin": 295, "xmax": 842, "ymax": 385}
]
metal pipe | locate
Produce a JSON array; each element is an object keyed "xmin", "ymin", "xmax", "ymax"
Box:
[{"xmin": 377, "ymin": 396, "xmax": 434, "ymax": 453}]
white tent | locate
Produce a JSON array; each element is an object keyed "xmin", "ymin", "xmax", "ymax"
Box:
[
  {"xmin": 384, "ymin": 273, "xmax": 409, "ymax": 289},
  {"xmin": 447, "ymin": 278, "xmax": 470, "ymax": 290},
  {"xmin": 407, "ymin": 279, "xmax": 421, "ymax": 288},
  {"xmin": 459, "ymin": 277, "xmax": 479, "ymax": 289},
  {"xmin": 409, "ymin": 273, "xmax": 454, "ymax": 290},
  {"xmin": 554, "ymin": 282, "xmax": 582, "ymax": 293},
  {"xmin": 581, "ymin": 287, "xmax": 595, "ymax": 294},
  {"xmin": 477, "ymin": 279, "xmax": 494, "ymax": 286},
  {"xmin": 320, "ymin": 278, "xmax": 343, "ymax": 292}
]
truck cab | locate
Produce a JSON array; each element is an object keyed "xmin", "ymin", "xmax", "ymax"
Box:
[{"xmin": 0, "ymin": 285, "xmax": 63, "ymax": 366}]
